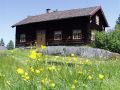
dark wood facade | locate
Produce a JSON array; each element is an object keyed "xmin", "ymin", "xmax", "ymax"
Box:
[{"xmin": 13, "ymin": 6, "xmax": 108, "ymax": 47}]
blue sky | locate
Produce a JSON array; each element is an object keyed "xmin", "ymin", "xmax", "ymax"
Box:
[{"xmin": 0, "ymin": 0, "xmax": 120, "ymax": 45}]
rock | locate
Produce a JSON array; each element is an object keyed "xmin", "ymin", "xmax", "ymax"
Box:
[
  {"xmin": 41, "ymin": 46, "xmax": 120, "ymax": 59},
  {"xmin": 0, "ymin": 46, "xmax": 7, "ymax": 50}
]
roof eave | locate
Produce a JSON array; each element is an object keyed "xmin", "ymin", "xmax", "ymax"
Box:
[{"xmin": 12, "ymin": 15, "xmax": 90, "ymax": 27}]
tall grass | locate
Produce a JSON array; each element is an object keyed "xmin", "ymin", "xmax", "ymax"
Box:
[{"xmin": 0, "ymin": 49, "xmax": 120, "ymax": 90}]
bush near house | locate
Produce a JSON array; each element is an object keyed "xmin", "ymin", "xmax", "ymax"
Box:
[{"xmin": 95, "ymin": 30, "xmax": 120, "ymax": 53}]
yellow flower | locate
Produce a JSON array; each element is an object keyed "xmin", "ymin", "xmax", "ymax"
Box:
[
  {"xmin": 99, "ymin": 74, "xmax": 104, "ymax": 80},
  {"xmin": 83, "ymin": 84, "xmax": 87, "ymax": 88},
  {"xmin": 11, "ymin": 50, "xmax": 14, "ymax": 53},
  {"xmin": 23, "ymin": 76, "xmax": 30, "ymax": 81},
  {"xmin": 85, "ymin": 59, "xmax": 92, "ymax": 65},
  {"xmin": 78, "ymin": 71, "xmax": 83, "ymax": 75},
  {"xmin": 41, "ymin": 78, "xmax": 50, "ymax": 85},
  {"xmin": 71, "ymin": 53, "xmax": 75, "ymax": 57},
  {"xmin": 35, "ymin": 69, "xmax": 40, "ymax": 74},
  {"xmin": 35, "ymin": 41, "xmax": 37, "ymax": 44},
  {"xmin": 30, "ymin": 67, "xmax": 34, "ymax": 72},
  {"xmin": 87, "ymin": 75, "xmax": 93, "ymax": 80},
  {"xmin": 50, "ymin": 83, "xmax": 55, "ymax": 88},
  {"xmin": 37, "ymin": 53, "xmax": 42, "ymax": 59},
  {"xmin": 74, "ymin": 80, "xmax": 78, "ymax": 84},
  {"xmin": 16, "ymin": 68, "xmax": 24, "ymax": 75},
  {"xmin": 73, "ymin": 57, "xmax": 78, "ymax": 62},
  {"xmin": 39, "ymin": 68, "xmax": 44, "ymax": 72},
  {"xmin": 41, "ymin": 45, "xmax": 46, "ymax": 49},
  {"xmin": 6, "ymin": 80, "xmax": 11, "ymax": 85},
  {"xmin": 29, "ymin": 50, "xmax": 37, "ymax": 59},
  {"xmin": 71, "ymin": 84, "xmax": 75, "ymax": 89},
  {"xmin": 48, "ymin": 66, "xmax": 56, "ymax": 72},
  {"xmin": 79, "ymin": 60, "xmax": 84, "ymax": 64},
  {"xmin": 24, "ymin": 72, "xmax": 28, "ymax": 76},
  {"xmin": 67, "ymin": 57, "xmax": 72, "ymax": 61}
]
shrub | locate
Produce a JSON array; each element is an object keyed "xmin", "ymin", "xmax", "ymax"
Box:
[{"xmin": 95, "ymin": 30, "xmax": 120, "ymax": 53}]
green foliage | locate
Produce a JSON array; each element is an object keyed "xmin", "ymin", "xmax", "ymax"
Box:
[
  {"xmin": 0, "ymin": 38, "xmax": 5, "ymax": 46},
  {"xmin": 115, "ymin": 24, "xmax": 120, "ymax": 30},
  {"xmin": 95, "ymin": 30, "xmax": 120, "ymax": 53},
  {"xmin": 115, "ymin": 14, "xmax": 120, "ymax": 30},
  {"xmin": 7, "ymin": 40, "xmax": 14, "ymax": 50},
  {"xmin": 116, "ymin": 14, "xmax": 120, "ymax": 24}
]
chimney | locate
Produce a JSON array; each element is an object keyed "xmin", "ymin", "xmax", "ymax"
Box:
[
  {"xmin": 46, "ymin": 9, "xmax": 51, "ymax": 13},
  {"xmin": 53, "ymin": 9, "xmax": 58, "ymax": 12}
]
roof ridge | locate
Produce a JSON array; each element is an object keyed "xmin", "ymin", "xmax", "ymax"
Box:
[{"xmin": 30, "ymin": 6, "xmax": 100, "ymax": 17}]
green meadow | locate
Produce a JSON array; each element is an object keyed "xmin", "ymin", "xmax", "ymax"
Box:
[{"xmin": 0, "ymin": 48, "xmax": 120, "ymax": 90}]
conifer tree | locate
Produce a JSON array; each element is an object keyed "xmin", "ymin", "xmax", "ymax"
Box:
[{"xmin": 7, "ymin": 40, "xmax": 14, "ymax": 50}]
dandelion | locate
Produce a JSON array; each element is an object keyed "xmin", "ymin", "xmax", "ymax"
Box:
[
  {"xmin": 71, "ymin": 84, "xmax": 75, "ymax": 89},
  {"xmin": 16, "ymin": 68, "xmax": 24, "ymax": 75},
  {"xmin": 67, "ymin": 57, "xmax": 72, "ymax": 62},
  {"xmin": 41, "ymin": 45, "xmax": 46, "ymax": 50},
  {"xmin": 87, "ymin": 75, "xmax": 93, "ymax": 80},
  {"xmin": 29, "ymin": 50, "xmax": 37, "ymax": 59},
  {"xmin": 35, "ymin": 69, "xmax": 40, "ymax": 74},
  {"xmin": 41, "ymin": 78, "xmax": 50, "ymax": 85},
  {"xmin": 73, "ymin": 57, "xmax": 78, "ymax": 62},
  {"xmin": 37, "ymin": 53, "xmax": 42, "ymax": 58},
  {"xmin": 85, "ymin": 59, "xmax": 92, "ymax": 65},
  {"xmin": 35, "ymin": 41, "xmax": 37, "ymax": 44},
  {"xmin": 50, "ymin": 83, "xmax": 55, "ymax": 88},
  {"xmin": 71, "ymin": 53, "xmax": 75, "ymax": 57},
  {"xmin": 83, "ymin": 83, "xmax": 87, "ymax": 88},
  {"xmin": 74, "ymin": 80, "xmax": 78, "ymax": 84},
  {"xmin": 48, "ymin": 66, "xmax": 56, "ymax": 72},
  {"xmin": 23, "ymin": 75, "xmax": 30, "ymax": 81},
  {"xmin": 24, "ymin": 72, "xmax": 28, "ymax": 76},
  {"xmin": 78, "ymin": 71, "xmax": 83, "ymax": 75},
  {"xmin": 30, "ymin": 67, "xmax": 34, "ymax": 72},
  {"xmin": 6, "ymin": 80, "xmax": 11, "ymax": 85},
  {"xmin": 99, "ymin": 74, "xmax": 105, "ymax": 80},
  {"xmin": 10, "ymin": 50, "xmax": 14, "ymax": 53},
  {"xmin": 79, "ymin": 60, "xmax": 84, "ymax": 64},
  {"xmin": 39, "ymin": 68, "xmax": 44, "ymax": 72}
]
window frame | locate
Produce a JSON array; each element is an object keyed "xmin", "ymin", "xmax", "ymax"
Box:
[
  {"xmin": 20, "ymin": 34, "xmax": 26, "ymax": 42},
  {"xmin": 54, "ymin": 31, "xmax": 62, "ymax": 40},
  {"xmin": 96, "ymin": 15, "xmax": 100, "ymax": 25},
  {"xmin": 72, "ymin": 30, "xmax": 82, "ymax": 40}
]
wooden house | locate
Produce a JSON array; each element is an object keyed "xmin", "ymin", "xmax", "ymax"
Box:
[{"xmin": 12, "ymin": 6, "xmax": 109, "ymax": 47}]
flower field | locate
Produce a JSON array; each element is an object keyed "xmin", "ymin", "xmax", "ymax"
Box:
[{"xmin": 0, "ymin": 48, "xmax": 120, "ymax": 90}]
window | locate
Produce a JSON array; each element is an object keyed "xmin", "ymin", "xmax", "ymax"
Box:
[
  {"xmin": 20, "ymin": 34, "xmax": 26, "ymax": 42},
  {"xmin": 96, "ymin": 15, "xmax": 99, "ymax": 25},
  {"xmin": 91, "ymin": 30, "xmax": 96, "ymax": 41},
  {"xmin": 73, "ymin": 30, "xmax": 82, "ymax": 39},
  {"xmin": 54, "ymin": 31, "xmax": 62, "ymax": 40}
]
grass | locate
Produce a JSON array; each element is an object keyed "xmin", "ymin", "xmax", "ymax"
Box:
[{"xmin": 0, "ymin": 48, "xmax": 120, "ymax": 90}]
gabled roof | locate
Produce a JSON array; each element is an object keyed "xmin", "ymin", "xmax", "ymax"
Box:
[{"xmin": 12, "ymin": 6, "xmax": 108, "ymax": 27}]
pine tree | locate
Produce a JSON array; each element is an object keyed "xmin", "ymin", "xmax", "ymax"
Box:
[
  {"xmin": 115, "ymin": 14, "xmax": 120, "ymax": 30},
  {"xmin": 116, "ymin": 14, "xmax": 120, "ymax": 24},
  {"xmin": 7, "ymin": 40, "xmax": 14, "ymax": 50},
  {"xmin": 0, "ymin": 38, "xmax": 5, "ymax": 46}
]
